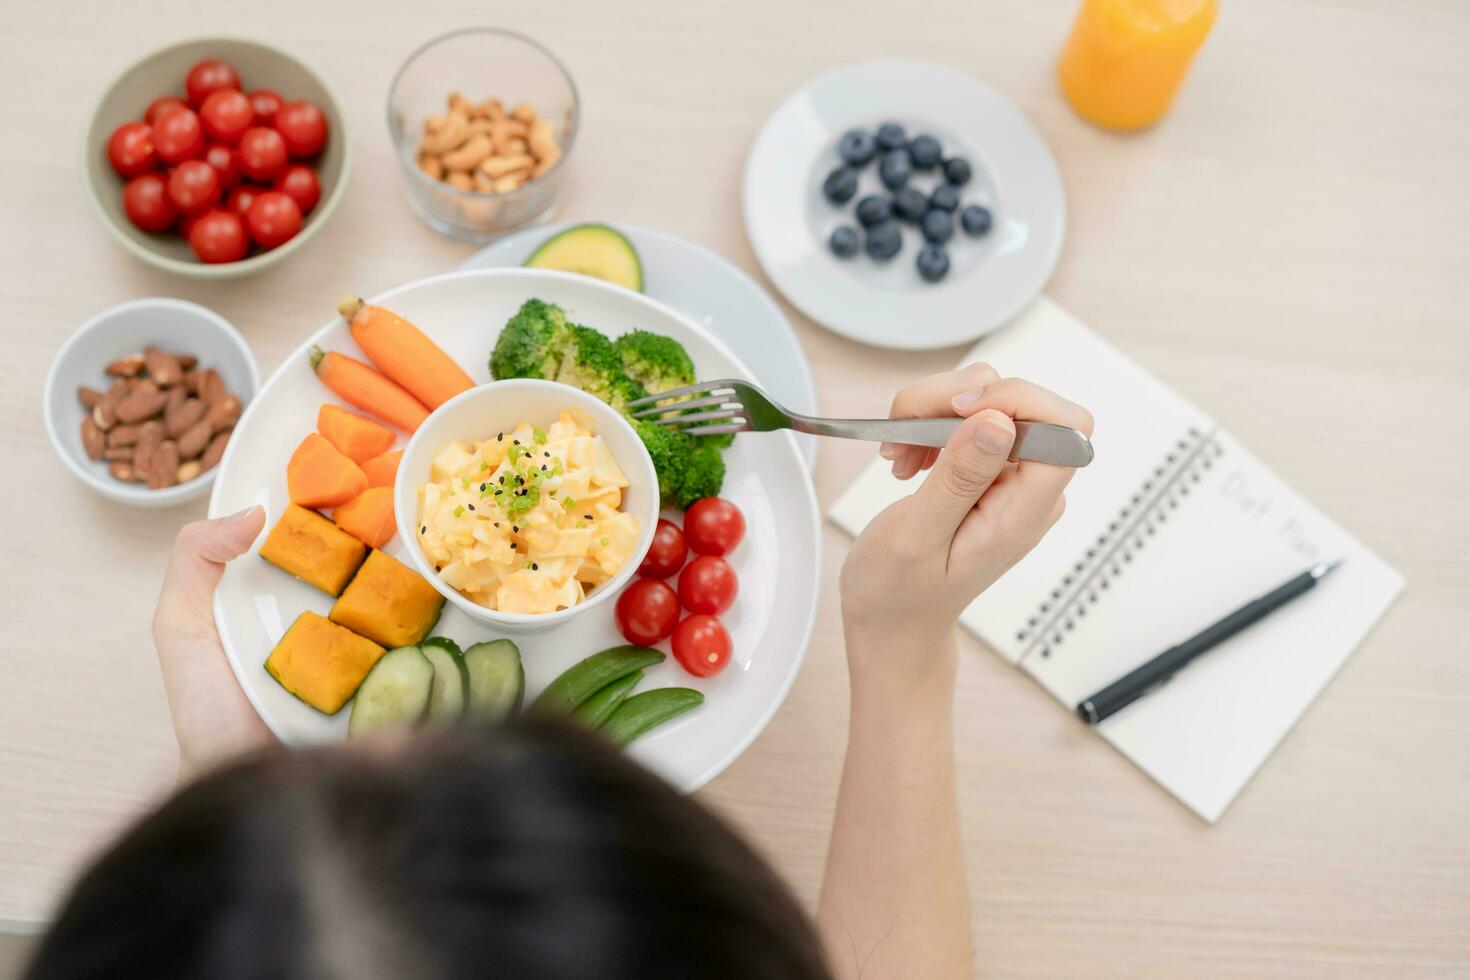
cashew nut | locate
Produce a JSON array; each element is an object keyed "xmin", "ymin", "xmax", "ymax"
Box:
[{"xmin": 441, "ymin": 134, "xmax": 493, "ymax": 171}]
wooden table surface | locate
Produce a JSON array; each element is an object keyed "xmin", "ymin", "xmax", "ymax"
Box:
[{"xmin": 3, "ymin": 0, "xmax": 1468, "ymax": 975}]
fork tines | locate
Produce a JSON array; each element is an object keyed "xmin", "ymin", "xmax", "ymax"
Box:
[{"xmin": 626, "ymin": 380, "xmax": 749, "ymax": 436}]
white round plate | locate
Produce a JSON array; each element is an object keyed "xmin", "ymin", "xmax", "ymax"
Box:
[
  {"xmin": 210, "ymin": 269, "xmax": 821, "ymax": 792},
  {"xmin": 460, "ymin": 221, "xmax": 820, "ymax": 468},
  {"xmin": 743, "ymin": 60, "xmax": 1066, "ymax": 351}
]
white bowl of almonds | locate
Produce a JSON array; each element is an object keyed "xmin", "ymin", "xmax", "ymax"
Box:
[
  {"xmin": 42, "ymin": 298, "xmax": 259, "ymax": 507},
  {"xmin": 388, "ymin": 28, "xmax": 578, "ymax": 242}
]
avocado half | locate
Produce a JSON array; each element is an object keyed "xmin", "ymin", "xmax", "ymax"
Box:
[{"xmin": 524, "ymin": 224, "xmax": 644, "ymax": 292}]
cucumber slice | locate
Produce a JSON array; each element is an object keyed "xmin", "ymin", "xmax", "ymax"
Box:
[
  {"xmin": 601, "ymin": 688, "xmax": 704, "ymax": 746},
  {"xmin": 420, "ymin": 637, "xmax": 469, "ymax": 724},
  {"xmin": 531, "ymin": 645, "xmax": 665, "ymax": 714},
  {"xmin": 348, "ymin": 646, "xmax": 435, "ymax": 737},
  {"xmin": 525, "ymin": 224, "xmax": 643, "ymax": 292},
  {"xmin": 571, "ymin": 670, "xmax": 643, "ymax": 729},
  {"xmin": 463, "ymin": 640, "xmax": 524, "ymax": 720}
]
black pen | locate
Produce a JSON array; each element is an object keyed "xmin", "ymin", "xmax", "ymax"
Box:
[{"xmin": 1076, "ymin": 558, "xmax": 1344, "ymax": 725}]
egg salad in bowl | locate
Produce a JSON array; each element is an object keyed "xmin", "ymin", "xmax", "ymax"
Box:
[{"xmin": 418, "ymin": 413, "xmax": 641, "ymax": 614}]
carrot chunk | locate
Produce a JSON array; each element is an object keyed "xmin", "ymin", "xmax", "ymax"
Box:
[
  {"xmin": 338, "ymin": 297, "xmax": 474, "ymax": 410},
  {"xmin": 310, "ymin": 347, "xmax": 430, "ymax": 433},
  {"xmin": 361, "ymin": 449, "xmax": 403, "ymax": 489},
  {"xmin": 287, "ymin": 433, "xmax": 369, "ymax": 509},
  {"xmin": 333, "ymin": 486, "xmax": 397, "ymax": 548},
  {"xmin": 317, "ymin": 404, "xmax": 396, "ymax": 463}
]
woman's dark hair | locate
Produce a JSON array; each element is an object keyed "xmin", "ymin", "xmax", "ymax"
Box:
[{"xmin": 25, "ymin": 719, "xmax": 831, "ymax": 980}]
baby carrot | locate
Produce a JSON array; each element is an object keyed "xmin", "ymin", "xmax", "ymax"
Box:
[
  {"xmin": 337, "ymin": 296, "xmax": 474, "ymax": 410},
  {"xmin": 310, "ymin": 346, "xmax": 430, "ymax": 433}
]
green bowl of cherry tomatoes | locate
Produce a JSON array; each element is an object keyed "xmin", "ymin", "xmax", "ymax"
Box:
[{"xmin": 84, "ymin": 37, "xmax": 349, "ymax": 278}]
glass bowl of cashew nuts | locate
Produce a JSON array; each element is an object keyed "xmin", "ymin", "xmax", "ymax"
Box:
[{"xmin": 388, "ymin": 28, "xmax": 580, "ymax": 243}]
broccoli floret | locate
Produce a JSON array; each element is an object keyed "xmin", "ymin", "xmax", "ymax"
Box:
[
  {"xmin": 553, "ymin": 325, "xmax": 632, "ymax": 407},
  {"xmin": 614, "ymin": 330, "xmax": 695, "ymax": 395},
  {"xmin": 632, "ymin": 418, "xmax": 688, "ymax": 502},
  {"xmin": 669, "ymin": 440, "xmax": 726, "ymax": 509},
  {"xmin": 491, "ymin": 299, "xmax": 571, "ymax": 380}
]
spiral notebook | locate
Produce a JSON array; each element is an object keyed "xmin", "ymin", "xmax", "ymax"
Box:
[{"xmin": 829, "ymin": 299, "xmax": 1404, "ymax": 821}]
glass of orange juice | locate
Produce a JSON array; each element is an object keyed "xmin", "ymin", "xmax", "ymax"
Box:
[{"xmin": 1059, "ymin": 0, "xmax": 1217, "ymax": 131}]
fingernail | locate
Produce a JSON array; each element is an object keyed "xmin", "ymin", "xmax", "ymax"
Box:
[
  {"xmin": 226, "ymin": 504, "xmax": 262, "ymax": 523},
  {"xmin": 878, "ymin": 442, "xmax": 897, "ymax": 460},
  {"xmin": 974, "ymin": 413, "xmax": 1014, "ymax": 454},
  {"xmin": 952, "ymin": 387, "xmax": 985, "ymax": 410}
]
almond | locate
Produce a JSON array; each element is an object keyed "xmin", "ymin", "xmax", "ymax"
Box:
[
  {"xmin": 115, "ymin": 389, "xmax": 168, "ymax": 424},
  {"xmin": 183, "ymin": 370, "xmax": 200, "ymax": 396},
  {"xmin": 94, "ymin": 379, "xmax": 129, "ymax": 430},
  {"xmin": 144, "ymin": 347, "xmax": 183, "ymax": 387},
  {"xmin": 109, "ymin": 461, "xmax": 141, "ymax": 482},
  {"xmin": 78, "ymin": 386, "xmax": 104, "ymax": 409},
  {"xmin": 81, "ymin": 416, "xmax": 105, "ymax": 460},
  {"xmin": 146, "ymin": 440, "xmax": 180, "ymax": 489},
  {"xmin": 105, "ymin": 354, "xmax": 145, "ymax": 378},
  {"xmin": 165, "ymin": 397, "xmax": 206, "ymax": 438},
  {"xmin": 204, "ymin": 394, "xmax": 241, "ymax": 430},
  {"xmin": 130, "ymin": 378, "xmax": 159, "ymax": 397},
  {"xmin": 134, "ymin": 421, "xmax": 164, "ymax": 476},
  {"xmin": 177, "ymin": 419, "xmax": 212, "ymax": 459},
  {"xmin": 176, "ymin": 460, "xmax": 202, "ymax": 483},
  {"xmin": 200, "ymin": 430, "xmax": 231, "ymax": 470},
  {"xmin": 103, "ymin": 446, "xmax": 135, "ymax": 462},
  {"xmin": 106, "ymin": 423, "xmax": 142, "ymax": 447},
  {"xmin": 173, "ymin": 353, "xmax": 198, "ymax": 371},
  {"xmin": 199, "ymin": 369, "xmax": 224, "ymax": 406},
  {"xmin": 165, "ymin": 384, "xmax": 187, "ymax": 414}
]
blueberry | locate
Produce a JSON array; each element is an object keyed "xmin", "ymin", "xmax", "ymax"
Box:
[
  {"xmin": 878, "ymin": 151, "xmax": 911, "ymax": 191},
  {"xmin": 875, "ymin": 121, "xmax": 906, "ymax": 152},
  {"xmin": 929, "ymin": 185, "xmax": 960, "ymax": 212},
  {"xmin": 838, "ymin": 129, "xmax": 877, "ymax": 167},
  {"xmin": 829, "ymin": 225, "xmax": 861, "ymax": 258},
  {"xmin": 917, "ymin": 244, "xmax": 950, "ymax": 283},
  {"xmin": 908, "ymin": 134, "xmax": 943, "ymax": 171},
  {"xmin": 893, "ymin": 187, "xmax": 927, "ymax": 223},
  {"xmin": 960, "ymin": 204, "xmax": 993, "ymax": 237},
  {"xmin": 822, "ymin": 166, "xmax": 858, "ymax": 204},
  {"xmin": 944, "ymin": 157, "xmax": 972, "ymax": 186},
  {"xmin": 865, "ymin": 220, "xmax": 903, "ymax": 261},
  {"xmin": 921, "ymin": 208, "xmax": 954, "ymax": 244},
  {"xmin": 855, "ymin": 194, "xmax": 893, "ymax": 227}
]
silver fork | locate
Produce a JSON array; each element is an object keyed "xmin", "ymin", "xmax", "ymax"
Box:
[{"xmin": 627, "ymin": 380, "xmax": 1094, "ymax": 467}]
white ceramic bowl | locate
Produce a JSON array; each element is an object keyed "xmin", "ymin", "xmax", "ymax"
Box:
[
  {"xmin": 394, "ymin": 378, "xmax": 659, "ymax": 633},
  {"xmin": 42, "ymin": 298, "xmax": 260, "ymax": 506}
]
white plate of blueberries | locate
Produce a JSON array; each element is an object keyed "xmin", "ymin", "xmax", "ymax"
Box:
[{"xmin": 742, "ymin": 60, "xmax": 1066, "ymax": 351}]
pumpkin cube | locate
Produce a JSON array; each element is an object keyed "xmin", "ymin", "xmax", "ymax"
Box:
[
  {"xmin": 330, "ymin": 549, "xmax": 445, "ymax": 648},
  {"xmin": 265, "ymin": 611, "xmax": 386, "ymax": 714},
  {"xmin": 259, "ymin": 504, "xmax": 368, "ymax": 597}
]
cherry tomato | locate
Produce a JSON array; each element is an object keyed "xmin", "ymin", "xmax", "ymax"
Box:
[
  {"xmin": 677, "ymin": 555, "xmax": 738, "ymax": 615},
  {"xmin": 185, "ymin": 59, "xmax": 240, "ymax": 108},
  {"xmin": 237, "ymin": 127, "xmax": 288, "ymax": 183},
  {"xmin": 671, "ymin": 615, "xmax": 732, "ymax": 678},
  {"xmin": 151, "ymin": 106, "xmax": 204, "ymax": 164},
  {"xmin": 615, "ymin": 579, "xmax": 681, "ymax": 646},
  {"xmin": 188, "ymin": 209, "xmax": 249, "ymax": 264},
  {"xmin": 273, "ymin": 100, "xmax": 328, "ymax": 159},
  {"xmin": 106, "ymin": 122, "xmax": 155, "ymax": 179},
  {"xmin": 166, "ymin": 159, "xmax": 221, "ymax": 216},
  {"xmin": 245, "ymin": 191, "xmax": 302, "ymax": 249},
  {"xmin": 274, "ymin": 164, "xmax": 321, "ymax": 214},
  {"xmin": 121, "ymin": 173, "xmax": 176, "ymax": 232},
  {"xmin": 638, "ymin": 518, "xmax": 688, "ymax": 579},
  {"xmin": 247, "ymin": 89, "xmax": 284, "ymax": 126},
  {"xmin": 225, "ymin": 184, "xmax": 262, "ymax": 219},
  {"xmin": 199, "ymin": 89, "xmax": 253, "ymax": 144},
  {"xmin": 144, "ymin": 96, "xmax": 187, "ymax": 126},
  {"xmin": 203, "ymin": 143, "xmax": 242, "ymax": 191},
  {"xmin": 683, "ymin": 498, "xmax": 745, "ymax": 556}
]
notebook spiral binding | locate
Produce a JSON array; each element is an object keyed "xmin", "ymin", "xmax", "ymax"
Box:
[{"xmin": 1016, "ymin": 425, "xmax": 1224, "ymax": 660}]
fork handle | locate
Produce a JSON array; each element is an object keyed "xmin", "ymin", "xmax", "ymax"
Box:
[{"xmin": 790, "ymin": 417, "xmax": 1094, "ymax": 467}]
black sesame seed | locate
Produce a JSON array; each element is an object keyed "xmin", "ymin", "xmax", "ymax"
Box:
[
  {"xmin": 540, "ymin": 464, "xmax": 548, "ymax": 472},
  {"xmin": 494, "ymin": 489, "xmax": 503, "ymax": 496},
  {"xmin": 480, "ymin": 483, "xmax": 486, "ymax": 491},
  {"xmin": 543, "ymin": 452, "xmax": 550, "ymax": 458},
  {"xmin": 497, "ymin": 433, "xmax": 503, "ymax": 441},
  {"xmin": 420, "ymin": 526, "xmax": 426, "ymax": 534},
  {"xmin": 494, "ymin": 522, "xmax": 500, "ymax": 528},
  {"xmin": 512, "ymin": 526, "xmax": 519, "ymax": 533},
  {"xmin": 467, "ymin": 504, "xmax": 475, "ymax": 511},
  {"xmin": 512, "ymin": 439, "xmax": 520, "ymax": 445},
  {"xmin": 510, "ymin": 543, "xmax": 516, "ymax": 550},
  {"xmin": 583, "ymin": 514, "xmax": 593, "ymax": 520},
  {"xmin": 531, "ymin": 563, "xmax": 539, "ymax": 571}
]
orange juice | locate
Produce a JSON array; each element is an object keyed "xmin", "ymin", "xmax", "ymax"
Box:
[{"xmin": 1059, "ymin": 0, "xmax": 1217, "ymax": 131}]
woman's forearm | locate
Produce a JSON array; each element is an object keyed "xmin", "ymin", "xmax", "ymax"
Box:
[{"xmin": 817, "ymin": 626, "xmax": 972, "ymax": 980}]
